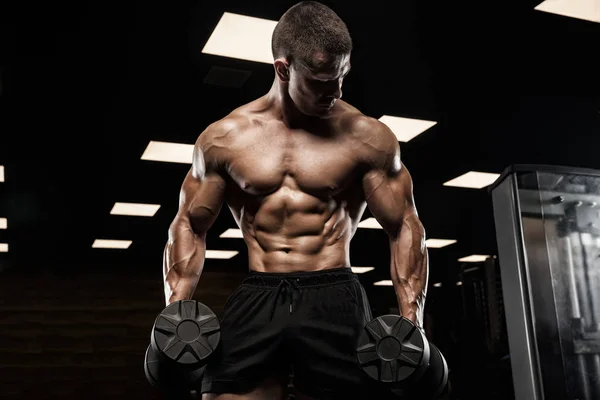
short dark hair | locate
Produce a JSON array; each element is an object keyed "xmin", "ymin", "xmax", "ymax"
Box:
[{"xmin": 271, "ymin": 1, "xmax": 352, "ymax": 69}]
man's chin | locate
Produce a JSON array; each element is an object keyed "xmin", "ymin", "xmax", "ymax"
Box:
[
  {"xmin": 308, "ymin": 106, "xmax": 333, "ymax": 118},
  {"xmin": 295, "ymin": 102, "xmax": 333, "ymax": 118}
]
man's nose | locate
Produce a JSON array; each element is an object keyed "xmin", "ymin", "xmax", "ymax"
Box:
[{"xmin": 330, "ymin": 80, "xmax": 342, "ymax": 99}]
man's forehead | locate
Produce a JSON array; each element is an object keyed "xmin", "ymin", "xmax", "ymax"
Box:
[{"xmin": 303, "ymin": 52, "xmax": 351, "ymax": 78}]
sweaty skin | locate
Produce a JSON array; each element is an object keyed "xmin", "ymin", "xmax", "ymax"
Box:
[{"xmin": 163, "ymin": 55, "xmax": 428, "ymax": 329}]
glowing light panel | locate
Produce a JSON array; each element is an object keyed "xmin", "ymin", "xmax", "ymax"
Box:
[
  {"xmin": 426, "ymin": 239, "xmax": 457, "ymax": 248},
  {"xmin": 358, "ymin": 218, "xmax": 383, "ymax": 229},
  {"xmin": 206, "ymin": 250, "xmax": 239, "ymax": 259},
  {"xmin": 220, "ymin": 229, "xmax": 244, "ymax": 238},
  {"xmin": 443, "ymin": 172, "xmax": 500, "ymax": 189},
  {"xmin": 141, "ymin": 141, "xmax": 194, "ymax": 164},
  {"xmin": 351, "ymin": 267, "xmax": 375, "ymax": 274},
  {"xmin": 458, "ymin": 254, "xmax": 490, "ymax": 262},
  {"xmin": 92, "ymin": 239, "xmax": 132, "ymax": 249},
  {"xmin": 535, "ymin": 0, "xmax": 600, "ymax": 23},
  {"xmin": 202, "ymin": 12, "xmax": 277, "ymax": 64},
  {"xmin": 110, "ymin": 202, "xmax": 161, "ymax": 217},
  {"xmin": 379, "ymin": 115, "xmax": 437, "ymax": 142}
]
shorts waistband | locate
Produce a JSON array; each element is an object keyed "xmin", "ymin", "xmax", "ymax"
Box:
[{"xmin": 242, "ymin": 266, "xmax": 357, "ymax": 288}]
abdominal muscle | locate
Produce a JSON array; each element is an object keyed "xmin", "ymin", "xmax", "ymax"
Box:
[{"xmin": 241, "ymin": 188, "xmax": 353, "ymax": 273}]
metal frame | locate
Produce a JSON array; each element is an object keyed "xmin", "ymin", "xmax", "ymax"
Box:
[{"xmin": 491, "ymin": 172, "xmax": 543, "ymax": 400}]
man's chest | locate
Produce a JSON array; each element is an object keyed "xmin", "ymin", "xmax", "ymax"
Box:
[{"xmin": 222, "ymin": 129, "xmax": 365, "ymax": 197}]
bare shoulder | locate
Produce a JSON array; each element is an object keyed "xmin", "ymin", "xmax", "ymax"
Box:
[
  {"xmin": 197, "ymin": 112, "xmax": 251, "ymax": 148},
  {"xmin": 193, "ymin": 110, "xmax": 252, "ymax": 175},
  {"xmin": 337, "ymin": 105, "xmax": 400, "ymax": 171}
]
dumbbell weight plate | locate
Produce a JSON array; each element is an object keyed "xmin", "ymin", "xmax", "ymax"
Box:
[
  {"xmin": 422, "ymin": 342, "xmax": 449, "ymax": 398},
  {"xmin": 144, "ymin": 344, "xmax": 161, "ymax": 387},
  {"xmin": 397, "ymin": 341, "xmax": 449, "ymax": 399},
  {"xmin": 145, "ymin": 343, "xmax": 206, "ymax": 391},
  {"xmin": 150, "ymin": 300, "xmax": 221, "ymax": 366},
  {"xmin": 356, "ymin": 314, "xmax": 430, "ymax": 384}
]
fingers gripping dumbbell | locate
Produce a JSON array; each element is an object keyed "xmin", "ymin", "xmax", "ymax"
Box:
[
  {"xmin": 356, "ymin": 315, "xmax": 448, "ymax": 399},
  {"xmin": 144, "ymin": 300, "xmax": 221, "ymax": 394}
]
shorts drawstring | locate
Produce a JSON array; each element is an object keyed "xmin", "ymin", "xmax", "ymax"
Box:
[{"xmin": 269, "ymin": 278, "xmax": 300, "ymax": 322}]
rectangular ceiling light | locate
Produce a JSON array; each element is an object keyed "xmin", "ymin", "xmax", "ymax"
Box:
[
  {"xmin": 0, "ymin": 243, "xmax": 7, "ymax": 252},
  {"xmin": 373, "ymin": 280, "xmax": 393, "ymax": 286},
  {"xmin": 92, "ymin": 239, "xmax": 132, "ymax": 249},
  {"xmin": 206, "ymin": 250, "xmax": 239, "ymax": 259},
  {"xmin": 458, "ymin": 254, "xmax": 490, "ymax": 262},
  {"xmin": 351, "ymin": 266, "xmax": 375, "ymax": 274},
  {"xmin": 456, "ymin": 281, "xmax": 463, "ymax": 286},
  {"xmin": 110, "ymin": 202, "xmax": 161, "ymax": 217},
  {"xmin": 358, "ymin": 217, "xmax": 383, "ymax": 229},
  {"xmin": 378, "ymin": 115, "xmax": 437, "ymax": 142},
  {"xmin": 220, "ymin": 228, "xmax": 244, "ymax": 238},
  {"xmin": 433, "ymin": 282, "xmax": 442, "ymax": 287},
  {"xmin": 202, "ymin": 12, "xmax": 277, "ymax": 64},
  {"xmin": 443, "ymin": 171, "xmax": 500, "ymax": 189},
  {"xmin": 535, "ymin": 0, "xmax": 600, "ymax": 24},
  {"xmin": 0, "ymin": 165, "xmax": 4, "ymax": 182},
  {"xmin": 0, "ymin": 218, "xmax": 6, "ymax": 229},
  {"xmin": 425, "ymin": 239, "xmax": 457, "ymax": 248},
  {"xmin": 141, "ymin": 141, "xmax": 194, "ymax": 164}
]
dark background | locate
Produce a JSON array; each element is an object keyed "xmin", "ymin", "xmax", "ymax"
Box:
[{"xmin": 1, "ymin": 0, "xmax": 599, "ymax": 398}]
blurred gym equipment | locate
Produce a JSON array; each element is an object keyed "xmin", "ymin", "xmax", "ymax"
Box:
[{"xmin": 491, "ymin": 164, "xmax": 600, "ymax": 400}]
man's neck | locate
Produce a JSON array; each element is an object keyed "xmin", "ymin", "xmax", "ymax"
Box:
[{"xmin": 266, "ymin": 80, "xmax": 322, "ymax": 130}]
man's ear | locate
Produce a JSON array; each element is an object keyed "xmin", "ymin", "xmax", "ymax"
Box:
[{"xmin": 274, "ymin": 58, "xmax": 290, "ymax": 82}]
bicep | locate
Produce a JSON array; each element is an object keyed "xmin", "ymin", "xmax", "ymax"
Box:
[
  {"xmin": 362, "ymin": 163, "xmax": 417, "ymax": 238},
  {"xmin": 176, "ymin": 168, "xmax": 226, "ymax": 235},
  {"xmin": 171, "ymin": 135, "xmax": 227, "ymax": 236}
]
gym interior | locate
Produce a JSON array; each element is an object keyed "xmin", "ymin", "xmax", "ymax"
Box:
[{"xmin": 1, "ymin": 1, "xmax": 599, "ymax": 399}]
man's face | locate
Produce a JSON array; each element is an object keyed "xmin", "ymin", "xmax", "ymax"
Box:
[{"xmin": 288, "ymin": 52, "xmax": 351, "ymax": 117}]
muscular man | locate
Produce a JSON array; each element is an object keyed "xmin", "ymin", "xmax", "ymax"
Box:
[{"xmin": 163, "ymin": 2, "xmax": 428, "ymax": 399}]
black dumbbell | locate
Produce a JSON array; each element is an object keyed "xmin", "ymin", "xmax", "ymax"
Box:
[
  {"xmin": 356, "ymin": 314, "xmax": 448, "ymax": 399},
  {"xmin": 144, "ymin": 300, "xmax": 221, "ymax": 393}
]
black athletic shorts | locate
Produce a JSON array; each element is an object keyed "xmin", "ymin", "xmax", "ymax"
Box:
[{"xmin": 201, "ymin": 266, "xmax": 398, "ymax": 399}]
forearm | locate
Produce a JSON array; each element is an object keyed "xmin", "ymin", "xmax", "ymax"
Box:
[
  {"xmin": 163, "ymin": 219, "xmax": 207, "ymax": 306},
  {"xmin": 389, "ymin": 213, "xmax": 428, "ymax": 327}
]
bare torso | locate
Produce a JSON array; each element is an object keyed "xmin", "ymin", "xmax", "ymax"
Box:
[{"xmin": 214, "ymin": 97, "xmax": 372, "ymax": 273}]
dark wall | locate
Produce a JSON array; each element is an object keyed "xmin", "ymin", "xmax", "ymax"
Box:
[{"xmin": 0, "ymin": 266, "xmax": 244, "ymax": 399}]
